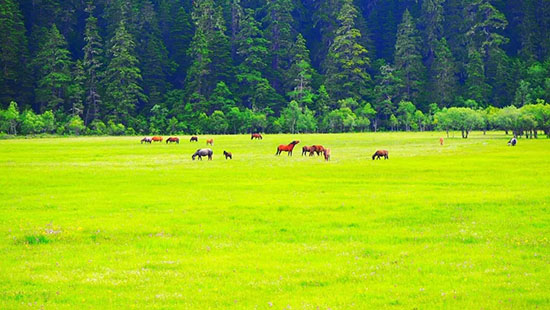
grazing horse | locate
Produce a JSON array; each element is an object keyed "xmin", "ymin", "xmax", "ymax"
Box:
[
  {"xmin": 166, "ymin": 137, "xmax": 179, "ymax": 144},
  {"xmin": 372, "ymin": 150, "xmax": 389, "ymax": 160},
  {"xmin": 192, "ymin": 148, "xmax": 213, "ymax": 160},
  {"xmin": 302, "ymin": 146, "xmax": 314, "ymax": 156},
  {"xmin": 141, "ymin": 137, "xmax": 152, "ymax": 144},
  {"xmin": 223, "ymin": 150, "xmax": 232, "ymax": 159},
  {"xmin": 310, "ymin": 145, "xmax": 325, "ymax": 156},
  {"xmin": 323, "ymin": 148, "xmax": 331, "ymax": 161},
  {"xmin": 508, "ymin": 137, "xmax": 517, "ymax": 146},
  {"xmin": 190, "ymin": 136, "xmax": 198, "ymax": 142},
  {"xmin": 206, "ymin": 139, "xmax": 213, "ymax": 145},
  {"xmin": 276, "ymin": 140, "xmax": 300, "ymax": 156},
  {"xmin": 440, "ymin": 137, "xmax": 444, "ymax": 146},
  {"xmin": 251, "ymin": 133, "xmax": 263, "ymax": 140},
  {"xmin": 152, "ymin": 136, "xmax": 163, "ymax": 142}
]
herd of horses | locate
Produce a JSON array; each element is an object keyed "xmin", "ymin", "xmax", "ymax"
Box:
[{"xmin": 140, "ymin": 133, "xmax": 388, "ymax": 162}]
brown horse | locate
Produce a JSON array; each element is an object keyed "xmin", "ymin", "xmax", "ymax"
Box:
[
  {"xmin": 141, "ymin": 137, "xmax": 152, "ymax": 144},
  {"xmin": 223, "ymin": 150, "xmax": 232, "ymax": 159},
  {"xmin": 372, "ymin": 150, "xmax": 389, "ymax": 160},
  {"xmin": 190, "ymin": 136, "xmax": 198, "ymax": 142},
  {"xmin": 251, "ymin": 133, "xmax": 263, "ymax": 140},
  {"xmin": 276, "ymin": 140, "xmax": 299, "ymax": 156},
  {"xmin": 166, "ymin": 137, "xmax": 179, "ymax": 144},
  {"xmin": 323, "ymin": 148, "xmax": 331, "ymax": 161},
  {"xmin": 302, "ymin": 146, "xmax": 314, "ymax": 156},
  {"xmin": 206, "ymin": 139, "xmax": 213, "ymax": 145},
  {"xmin": 152, "ymin": 136, "xmax": 163, "ymax": 142},
  {"xmin": 439, "ymin": 137, "xmax": 444, "ymax": 146},
  {"xmin": 310, "ymin": 145, "xmax": 325, "ymax": 156}
]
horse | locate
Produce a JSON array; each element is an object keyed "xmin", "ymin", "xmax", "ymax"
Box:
[
  {"xmin": 166, "ymin": 137, "xmax": 179, "ymax": 144},
  {"xmin": 190, "ymin": 136, "xmax": 198, "ymax": 142},
  {"xmin": 372, "ymin": 150, "xmax": 389, "ymax": 160},
  {"xmin": 251, "ymin": 133, "xmax": 263, "ymax": 140},
  {"xmin": 206, "ymin": 139, "xmax": 213, "ymax": 145},
  {"xmin": 152, "ymin": 136, "xmax": 163, "ymax": 142},
  {"xmin": 223, "ymin": 150, "xmax": 232, "ymax": 159},
  {"xmin": 276, "ymin": 140, "xmax": 299, "ymax": 156},
  {"xmin": 141, "ymin": 137, "xmax": 152, "ymax": 144},
  {"xmin": 302, "ymin": 146, "xmax": 314, "ymax": 156},
  {"xmin": 440, "ymin": 137, "xmax": 444, "ymax": 146},
  {"xmin": 323, "ymin": 148, "xmax": 331, "ymax": 161},
  {"xmin": 310, "ymin": 145, "xmax": 325, "ymax": 156},
  {"xmin": 508, "ymin": 137, "xmax": 517, "ymax": 146},
  {"xmin": 192, "ymin": 148, "xmax": 213, "ymax": 160}
]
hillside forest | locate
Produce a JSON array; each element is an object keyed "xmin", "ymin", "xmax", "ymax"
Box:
[{"xmin": 1, "ymin": 0, "xmax": 550, "ymax": 136}]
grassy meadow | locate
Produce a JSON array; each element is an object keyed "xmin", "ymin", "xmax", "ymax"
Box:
[{"xmin": 1, "ymin": 132, "xmax": 549, "ymax": 309}]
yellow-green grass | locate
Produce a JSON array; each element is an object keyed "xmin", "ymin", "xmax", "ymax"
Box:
[{"xmin": 0, "ymin": 132, "xmax": 549, "ymax": 309}]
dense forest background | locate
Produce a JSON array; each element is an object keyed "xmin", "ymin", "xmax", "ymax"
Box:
[{"xmin": 1, "ymin": 0, "xmax": 550, "ymax": 135}]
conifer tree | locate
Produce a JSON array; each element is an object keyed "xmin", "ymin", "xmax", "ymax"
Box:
[
  {"xmin": 0, "ymin": 0, "xmax": 32, "ymax": 107},
  {"xmin": 430, "ymin": 39, "xmax": 458, "ymax": 107},
  {"xmin": 324, "ymin": 0, "xmax": 371, "ymax": 102},
  {"xmin": 33, "ymin": 24, "xmax": 73, "ymax": 112},
  {"xmin": 68, "ymin": 60, "xmax": 85, "ymax": 117},
  {"xmin": 262, "ymin": 0, "xmax": 295, "ymax": 91},
  {"xmin": 82, "ymin": 3, "xmax": 103, "ymax": 124},
  {"xmin": 103, "ymin": 21, "xmax": 146, "ymax": 124},
  {"xmin": 394, "ymin": 9, "xmax": 426, "ymax": 106}
]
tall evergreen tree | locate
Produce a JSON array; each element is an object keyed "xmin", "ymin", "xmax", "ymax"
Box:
[
  {"xmin": 286, "ymin": 33, "xmax": 316, "ymax": 103},
  {"xmin": 136, "ymin": 0, "xmax": 174, "ymax": 111},
  {"xmin": 465, "ymin": 50, "xmax": 491, "ymax": 105},
  {"xmin": 0, "ymin": 0, "xmax": 32, "ymax": 107},
  {"xmin": 68, "ymin": 60, "xmax": 85, "ymax": 117},
  {"xmin": 324, "ymin": 0, "xmax": 371, "ymax": 102},
  {"xmin": 33, "ymin": 24, "xmax": 73, "ymax": 112},
  {"xmin": 103, "ymin": 21, "xmax": 146, "ymax": 124},
  {"xmin": 420, "ymin": 0, "xmax": 444, "ymax": 64},
  {"xmin": 262, "ymin": 0, "xmax": 295, "ymax": 91},
  {"xmin": 235, "ymin": 8, "xmax": 282, "ymax": 112},
  {"xmin": 185, "ymin": 0, "xmax": 232, "ymax": 105},
  {"xmin": 394, "ymin": 9, "xmax": 426, "ymax": 106},
  {"xmin": 430, "ymin": 38, "xmax": 458, "ymax": 107},
  {"xmin": 82, "ymin": 3, "xmax": 103, "ymax": 124}
]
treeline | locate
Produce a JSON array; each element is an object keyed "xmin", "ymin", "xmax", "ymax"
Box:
[
  {"xmin": 2, "ymin": 100, "xmax": 550, "ymax": 138},
  {"xmin": 1, "ymin": 0, "xmax": 550, "ymax": 134}
]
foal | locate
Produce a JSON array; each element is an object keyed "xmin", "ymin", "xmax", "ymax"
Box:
[{"xmin": 223, "ymin": 150, "xmax": 232, "ymax": 159}]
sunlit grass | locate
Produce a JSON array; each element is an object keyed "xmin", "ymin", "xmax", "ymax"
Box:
[{"xmin": 1, "ymin": 132, "xmax": 549, "ymax": 309}]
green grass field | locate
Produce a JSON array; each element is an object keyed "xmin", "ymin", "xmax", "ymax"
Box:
[{"xmin": 1, "ymin": 132, "xmax": 549, "ymax": 309}]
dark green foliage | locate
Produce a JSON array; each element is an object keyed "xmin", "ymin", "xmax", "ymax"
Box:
[
  {"xmin": 33, "ymin": 24, "xmax": 73, "ymax": 112},
  {"xmin": 324, "ymin": 0, "xmax": 371, "ymax": 101},
  {"xmin": 103, "ymin": 21, "xmax": 146, "ymax": 124},
  {"xmin": 394, "ymin": 9, "xmax": 426, "ymax": 106},
  {"xmin": 3, "ymin": 0, "xmax": 550, "ymax": 133},
  {"xmin": 0, "ymin": 0, "xmax": 32, "ymax": 107}
]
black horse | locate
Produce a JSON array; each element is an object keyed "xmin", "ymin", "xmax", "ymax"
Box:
[
  {"xmin": 223, "ymin": 150, "xmax": 232, "ymax": 159},
  {"xmin": 508, "ymin": 138, "xmax": 517, "ymax": 146},
  {"xmin": 192, "ymin": 148, "xmax": 213, "ymax": 160}
]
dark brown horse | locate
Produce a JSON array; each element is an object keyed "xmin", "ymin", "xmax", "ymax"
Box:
[
  {"xmin": 372, "ymin": 150, "xmax": 389, "ymax": 160},
  {"xmin": 166, "ymin": 137, "xmax": 179, "ymax": 144},
  {"xmin": 206, "ymin": 139, "xmax": 213, "ymax": 145},
  {"xmin": 152, "ymin": 136, "xmax": 163, "ymax": 142},
  {"xmin": 190, "ymin": 136, "xmax": 198, "ymax": 142},
  {"xmin": 276, "ymin": 140, "xmax": 299, "ymax": 156},
  {"xmin": 141, "ymin": 137, "xmax": 152, "ymax": 144},
  {"xmin": 251, "ymin": 133, "xmax": 263, "ymax": 140},
  {"xmin": 223, "ymin": 150, "xmax": 232, "ymax": 159},
  {"xmin": 302, "ymin": 146, "xmax": 314, "ymax": 156},
  {"xmin": 323, "ymin": 148, "xmax": 331, "ymax": 161},
  {"xmin": 310, "ymin": 145, "xmax": 325, "ymax": 156}
]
